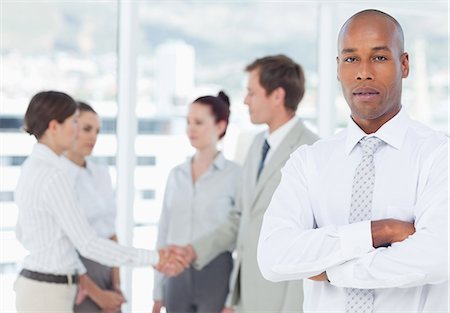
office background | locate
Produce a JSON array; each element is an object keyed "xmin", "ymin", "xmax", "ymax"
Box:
[{"xmin": 1, "ymin": 1, "xmax": 448, "ymax": 312}]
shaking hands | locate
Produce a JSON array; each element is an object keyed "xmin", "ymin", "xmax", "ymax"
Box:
[{"xmin": 154, "ymin": 245, "xmax": 197, "ymax": 276}]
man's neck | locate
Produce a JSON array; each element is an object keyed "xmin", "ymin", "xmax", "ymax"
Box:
[{"xmin": 268, "ymin": 112, "xmax": 295, "ymax": 134}]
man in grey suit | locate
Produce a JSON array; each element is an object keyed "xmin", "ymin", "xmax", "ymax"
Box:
[{"xmin": 173, "ymin": 55, "xmax": 319, "ymax": 313}]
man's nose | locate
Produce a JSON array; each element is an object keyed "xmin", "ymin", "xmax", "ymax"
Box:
[{"xmin": 356, "ymin": 60, "xmax": 374, "ymax": 80}]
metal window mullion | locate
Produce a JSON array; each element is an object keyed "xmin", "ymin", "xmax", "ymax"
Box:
[{"xmin": 116, "ymin": 1, "xmax": 138, "ymax": 311}]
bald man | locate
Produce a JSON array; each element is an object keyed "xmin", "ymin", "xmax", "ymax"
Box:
[{"xmin": 258, "ymin": 9, "xmax": 448, "ymax": 313}]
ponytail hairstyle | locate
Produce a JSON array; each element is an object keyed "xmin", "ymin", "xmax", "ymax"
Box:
[
  {"xmin": 23, "ymin": 91, "xmax": 78, "ymax": 139},
  {"xmin": 193, "ymin": 91, "xmax": 231, "ymax": 139}
]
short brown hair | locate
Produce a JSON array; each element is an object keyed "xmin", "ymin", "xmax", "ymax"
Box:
[
  {"xmin": 245, "ymin": 54, "xmax": 305, "ymax": 113},
  {"xmin": 24, "ymin": 91, "xmax": 78, "ymax": 139}
]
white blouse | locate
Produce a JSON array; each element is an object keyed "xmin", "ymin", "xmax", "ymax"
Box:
[
  {"xmin": 153, "ymin": 152, "xmax": 242, "ymax": 300},
  {"xmin": 61, "ymin": 156, "xmax": 116, "ymax": 239},
  {"xmin": 15, "ymin": 143, "xmax": 158, "ymax": 275}
]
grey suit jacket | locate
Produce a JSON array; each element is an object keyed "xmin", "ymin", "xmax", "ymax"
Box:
[{"xmin": 193, "ymin": 119, "xmax": 319, "ymax": 312}]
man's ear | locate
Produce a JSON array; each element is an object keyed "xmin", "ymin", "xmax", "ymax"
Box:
[
  {"xmin": 401, "ymin": 52, "xmax": 409, "ymax": 78},
  {"xmin": 273, "ymin": 87, "xmax": 286, "ymax": 106},
  {"xmin": 336, "ymin": 56, "xmax": 341, "ymax": 82}
]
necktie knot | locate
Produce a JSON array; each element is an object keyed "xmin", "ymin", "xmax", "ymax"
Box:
[
  {"xmin": 262, "ymin": 139, "xmax": 270, "ymax": 158},
  {"xmin": 359, "ymin": 136, "xmax": 383, "ymax": 157}
]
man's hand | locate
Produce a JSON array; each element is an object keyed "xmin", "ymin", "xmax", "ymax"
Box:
[
  {"xmin": 221, "ymin": 307, "xmax": 235, "ymax": 313},
  {"xmin": 169, "ymin": 244, "xmax": 197, "ymax": 264},
  {"xmin": 309, "ymin": 271, "xmax": 329, "ymax": 281},
  {"xmin": 371, "ymin": 219, "xmax": 415, "ymax": 248},
  {"xmin": 152, "ymin": 300, "xmax": 164, "ymax": 313}
]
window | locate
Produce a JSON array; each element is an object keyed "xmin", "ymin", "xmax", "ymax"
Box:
[
  {"xmin": 1, "ymin": 2, "xmax": 118, "ymax": 312},
  {"xmin": 1, "ymin": 2, "xmax": 447, "ymax": 312}
]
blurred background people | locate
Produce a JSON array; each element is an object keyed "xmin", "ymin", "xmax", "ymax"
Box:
[
  {"xmin": 61, "ymin": 102, "xmax": 124, "ymax": 313},
  {"xmin": 174, "ymin": 55, "xmax": 319, "ymax": 313},
  {"xmin": 14, "ymin": 91, "xmax": 185, "ymax": 313},
  {"xmin": 153, "ymin": 92, "xmax": 241, "ymax": 313}
]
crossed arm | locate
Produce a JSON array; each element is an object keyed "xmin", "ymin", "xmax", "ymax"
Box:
[
  {"xmin": 257, "ymin": 145, "xmax": 449, "ymax": 289},
  {"xmin": 309, "ymin": 219, "xmax": 416, "ymax": 281}
]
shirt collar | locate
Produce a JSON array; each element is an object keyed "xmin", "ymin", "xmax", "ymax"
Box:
[
  {"xmin": 345, "ymin": 107, "xmax": 410, "ymax": 155},
  {"xmin": 211, "ymin": 151, "xmax": 226, "ymax": 170},
  {"xmin": 265, "ymin": 116, "xmax": 298, "ymax": 151},
  {"xmin": 60, "ymin": 155, "xmax": 85, "ymax": 183},
  {"xmin": 181, "ymin": 151, "xmax": 226, "ymax": 173},
  {"xmin": 32, "ymin": 143, "xmax": 64, "ymax": 169}
]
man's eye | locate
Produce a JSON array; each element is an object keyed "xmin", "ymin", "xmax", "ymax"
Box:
[
  {"xmin": 374, "ymin": 56, "xmax": 388, "ymax": 61},
  {"xmin": 344, "ymin": 57, "xmax": 357, "ymax": 63}
]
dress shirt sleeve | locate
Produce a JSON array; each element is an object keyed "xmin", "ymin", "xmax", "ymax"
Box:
[
  {"xmin": 258, "ymin": 147, "xmax": 374, "ymax": 282},
  {"xmin": 153, "ymin": 171, "xmax": 175, "ymax": 301},
  {"xmin": 43, "ymin": 170, "xmax": 159, "ymax": 268},
  {"xmin": 327, "ymin": 141, "xmax": 449, "ymax": 289}
]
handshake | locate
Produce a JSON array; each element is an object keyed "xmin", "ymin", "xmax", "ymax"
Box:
[{"xmin": 154, "ymin": 245, "xmax": 197, "ymax": 276}]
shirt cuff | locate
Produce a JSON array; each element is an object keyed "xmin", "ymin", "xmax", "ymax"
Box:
[
  {"xmin": 136, "ymin": 249, "xmax": 159, "ymax": 266},
  {"xmin": 337, "ymin": 220, "xmax": 374, "ymax": 260},
  {"xmin": 328, "ymin": 220, "xmax": 374, "ymax": 287},
  {"xmin": 153, "ymin": 284, "xmax": 163, "ymax": 301},
  {"xmin": 327, "ymin": 260, "xmax": 353, "ymax": 287}
]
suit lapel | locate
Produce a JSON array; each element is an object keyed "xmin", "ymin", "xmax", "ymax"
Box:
[
  {"xmin": 244, "ymin": 133, "xmax": 264, "ymax": 206},
  {"xmin": 251, "ymin": 120, "xmax": 306, "ymax": 209}
]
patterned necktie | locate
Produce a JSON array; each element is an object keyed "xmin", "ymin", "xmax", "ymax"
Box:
[
  {"xmin": 346, "ymin": 136, "xmax": 384, "ymax": 313},
  {"xmin": 257, "ymin": 139, "xmax": 270, "ymax": 181}
]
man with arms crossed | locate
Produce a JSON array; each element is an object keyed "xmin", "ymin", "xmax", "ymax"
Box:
[
  {"xmin": 176, "ymin": 55, "xmax": 319, "ymax": 312},
  {"xmin": 258, "ymin": 9, "xmax": 448, "ymax": 313}
]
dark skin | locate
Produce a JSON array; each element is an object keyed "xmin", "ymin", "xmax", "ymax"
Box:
[
  {"xmin": 337, "ymin": 12, "xmax": 409, "ymax": 134},
  {"xmin": 310, "ymin": 11, "xmax": 415, "ymax": 282},
  {"xmin": 310, "ymin": 219, "xmax": 416, "ymax": 281}
]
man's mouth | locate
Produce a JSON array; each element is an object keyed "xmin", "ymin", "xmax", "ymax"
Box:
[{"xmin": 352, "ymin": 88, "xmax": 379, "ymax": 100}]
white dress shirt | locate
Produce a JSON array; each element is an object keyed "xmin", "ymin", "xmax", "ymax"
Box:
[
  {"xmin": 61, "ymin": 157, "xmax": 116, "ymax": 239},
  {"xmin": 264, "ymin": 115, "xmax": 299, "ymax": 165},
  {"xmin": 15, "ymin": 143, "xmax": 158, "ymax": 275},
  {"xmin": 153, "ymin": 152, "xmax": 241, "ymax": 300},
  {"xmin": 258, "ymin": 108, "xmax": 449, "ymax": 312}
]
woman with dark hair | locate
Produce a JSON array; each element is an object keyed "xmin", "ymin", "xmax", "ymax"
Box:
[
  {"xmin": 14, "ymin": 91, "xmax": 185, "ymax": 313},
  {"xmin": 153, "ymin": 91, "xmax": 242, "ymax": 313},
  {"xmin": 60, "ymin": 101, "xmax": 124, "ymax": 313}
]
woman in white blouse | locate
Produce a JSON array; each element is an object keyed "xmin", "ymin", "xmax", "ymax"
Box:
[
  {"xmin": 152, "ymin": 92, "xmax": 242, "ymax": 313},
  {"xmin": 61, "ymin": 102, "xmax": 124, "ymax": 313},
  {"xmin": 14, "ymin": 91, "xmax": 185, "ymax": 313}
]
